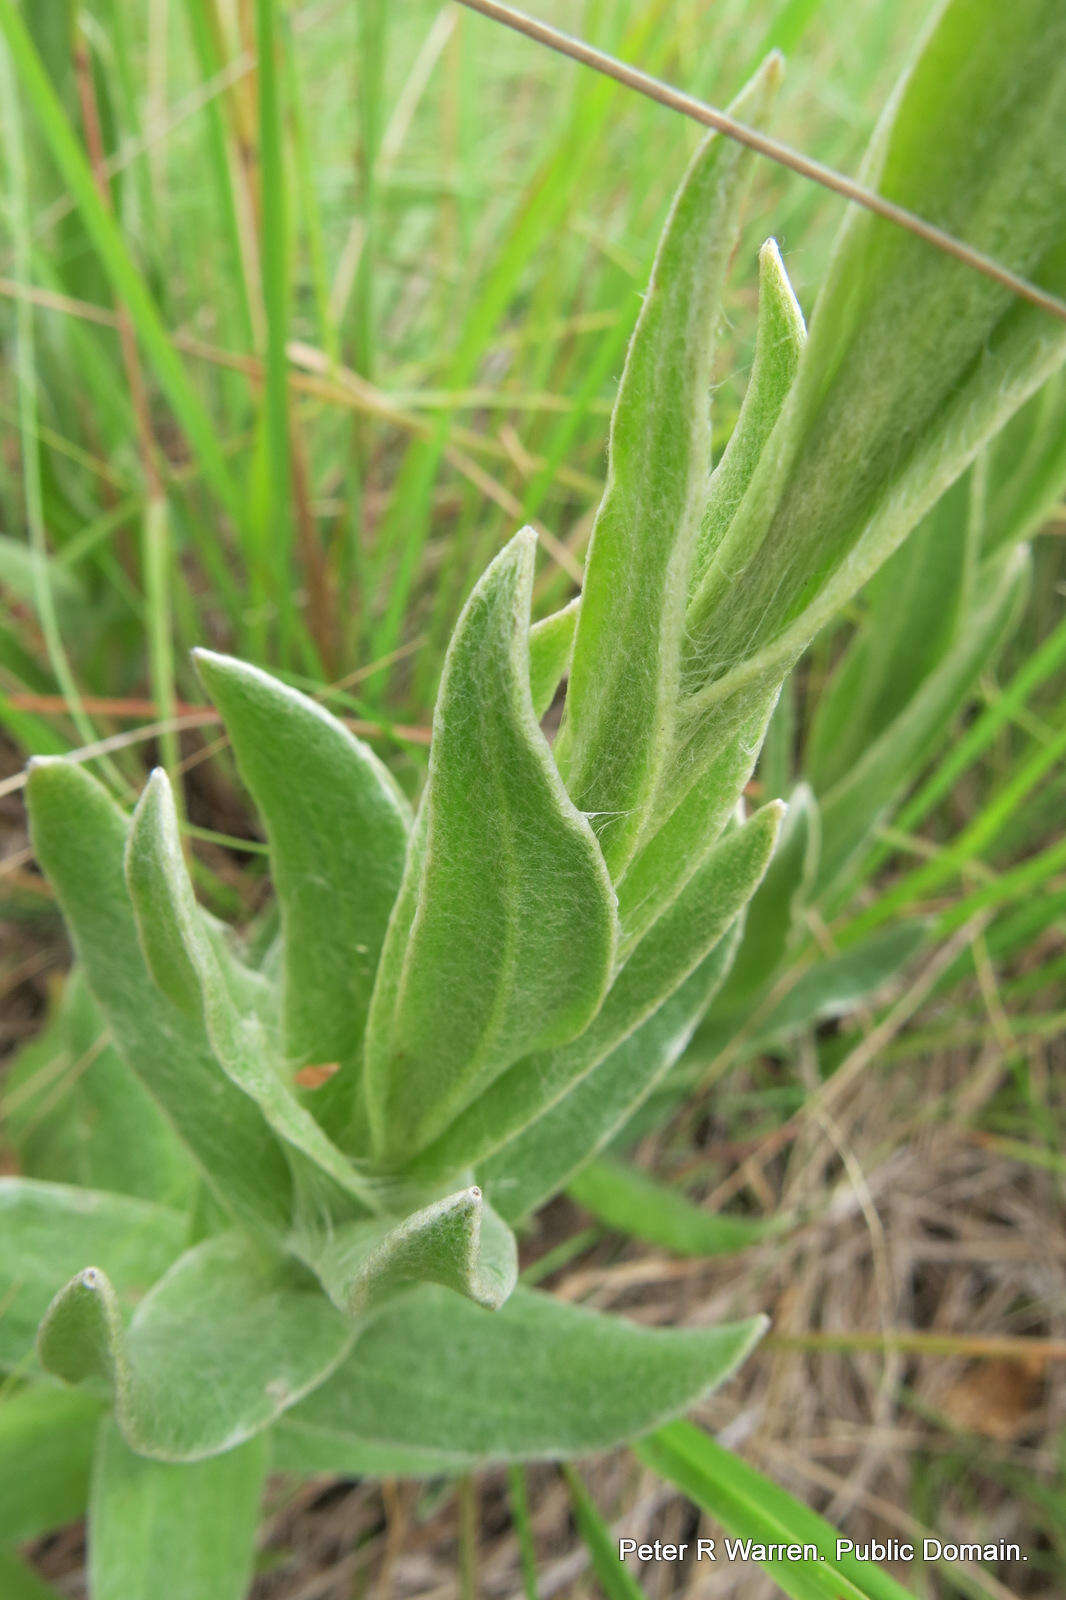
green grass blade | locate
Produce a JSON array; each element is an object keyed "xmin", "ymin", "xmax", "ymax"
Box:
[
  {"xmin": 507, "ymin": 1465, "xmax": 541, "ymax": 1600},
  {"xmin": 254, "ymin": 0, "xmax": 294, "ymax": 653},
  {"xmin": 568, "ymin": 1156, "xmax": 784, "ymax": 1257},
  {"xmin": 0, "ymin": 0, "xmax": 243, "ymax": 525},
  {"xmin": 563, "ymin": 1466, "xmax": 647, "ymax": 1600},
  {"xmin": 638, "ymin": 1420, "xmax": 919, "ymax": 1600}
]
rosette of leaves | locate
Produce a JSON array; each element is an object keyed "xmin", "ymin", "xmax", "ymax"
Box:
[{"xmin": 5, "ymin": 0, "xmax": 1066, "ymax": 1592}]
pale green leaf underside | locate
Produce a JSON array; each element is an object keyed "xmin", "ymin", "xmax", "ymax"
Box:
[
  {"xmin": 365, "ymin": 529, "xmax": 617, "ymax": 1161},
  {"xmin": 89, "ymin": 1416, "xmax": 267, "ymax": 1600},
  {"xmin": 275, "ymin": 1283, "xmax": 766, "ymax": 1471},
  {"xmin": 38, "ymin": 1233, "xmax": 355, "ymax": 1462}
]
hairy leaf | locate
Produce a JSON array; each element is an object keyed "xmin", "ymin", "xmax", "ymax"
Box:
[
  {"xmin": 690, "ymin": 237, "xmax": 806, "ymax": 593},
  {"xmin": 275, "ymin": 1284, "xmax": 766, "ymax": 1471},
  {"xmin": 410, "ymin": 803, "xmax": 780, "ymax": 1185},
  {"xmin": 684, "ymin": 0, "xmax": 1066, "ymax": 714},
  {"xmin": 481, "ymin": 924, "xmax": 744, "ymax": 1222},
  {"xmin": 0, "ymin": 1179, "xmax": 185, "ymax": 1369},
  {"xmin": 556, "ymin": 58, "xmax": 782, "ymax": 877},
  {"xmin": 89, "ymin": 1416, "xmax": 267, "ymax": 1600},
  {"xmin": 38, "ymin": 1232, "xmax": 355, "ymax": 1461},
  {"xmin": 25, "ymin": 759, "xmax": 294, "ymax": 1232},
  {"xmin": 304, "ymin": 1185, "xmax": 517, "ymax": 1315},
  {"xmin": 194, "ymin": 650, "xmax": 410, "ymax": 1138},
  {"xmin": 528, "ymin": 596, "xmax": 578, "ymax": 720},
  {"xmin": 126, "ymin": 770, "xmax": 378, "ymax": 1216},
  {"xmin": 365, "ymin": 529, "xmax": 617, "ymax": 1161}
]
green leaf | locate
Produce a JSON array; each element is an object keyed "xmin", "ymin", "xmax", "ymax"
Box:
[
  {"xmin": 556, "ymin": 57, "xmax": 782, "ymax": 878},
  {"xmin": 410, "ymin": 803, "xmax": 781, "ymax": 1188},
  {"xmin": 275, "ymin": 1284, "xmax": 766, "ymax": 1472},
  {"xmin": 689, "ymin": 237, "xmax": 806, "ymax": 596},
  {"xmin": 3, "ymin": 967, "xmax": 195, "ymax": 1206},
  {"xmin": 89, "ymin": 1415, "xmax": 267, "ymax": 1600},
  {"xmin": 684, "ymin": 0, "xmax": 1066, "ymax": 719},
  {"xmin": 613, "ymin": 691, "xmax": 782, "ymax": 951},
  {"xmin": 0, "ymin": 1178, "xmax": 185, "ymax": 1370},
  {"xmin": 690, "ymin": 922, "xmax": 929, "ymax": 1062},
  {"xmin": 710, "ymin": 782, "xmax": 818, "ymax": 1011},
  {"xmin": 563, "ymin": 1466, "xmax": 647, "ymax": 1600},
  {"xmin": 193, "ymin": 650, "xmax": 410, "ymax": 1140},
  {"xmin": 0, "ymin": 0, "xmax": 244, "ymax": 528},
  {"xmin": 0, "ymin": 1384, "xmax": 102, "ymax": 1543},
  {"xmin": 125, "ymin": 769, "xmax": 378, "ymax": 1215},
  {"xmin": 364, "ymin": 530, "xmax": 617, "ymax": 1162},
  {"xmin": 638, "ymin": 1421, "xmax": 918, "ymax": 1600},
  {"xmin": 25, "ymin": 759, "xmax": 294, "ymax": 1233},
  {"xmin": 528, "ymin": 596, "xmax": 578, "ymax": 719},
  {"xmin": 806, "ymin": 474, "xmax": 978, "ymax": 796},
  {"xmin": 37, "ymin": 1232, "xmax": 355, "ymax": 1461},
  {"xmin": 482, "ymin": 926, "xmax": 745, "ymax": 1224},
  {"xmin": 814, "ymin": 547, "xmax": 1030, "ymax": 892},
  {"xmin": 302, "ymin": 1185, "xmax": 518, "ymax": 1315},
  {"xmin": 568, "ymin": 1158, "xmax": 785, "ymax": 1257}
]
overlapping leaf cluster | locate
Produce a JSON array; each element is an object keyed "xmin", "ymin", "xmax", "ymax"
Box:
[{"xmin": 4, "ymin": 0, "xmax": 1066, "ymax": 1593}]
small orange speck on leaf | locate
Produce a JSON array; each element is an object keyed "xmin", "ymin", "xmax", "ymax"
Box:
[{"xmin": 294, "ymin": 1062, "xmax": 341, "ymax": 1089}]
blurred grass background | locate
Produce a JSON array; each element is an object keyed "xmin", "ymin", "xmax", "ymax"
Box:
[{"xmin": 1, "ymin": 1, "xmax": 1065, "ymax": 1596}]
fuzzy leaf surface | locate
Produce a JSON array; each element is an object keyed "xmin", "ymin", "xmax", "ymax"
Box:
[
  {"xmin": 194, "ymin": 650, "xmax": 410, "ymax": 1136},
  {"xmin": 709, "ymin": 783, "xmax": 818, "ymax": 1013},
  {"xmin": 481, "ymin": 924, "xmax": 744, "ymax": 1222},
  {"xmin": 365, "ymin": 530, "xmax": 616, "ymax": 1161},
  {"xmin": 0, "ymin": 1179, "xmax": 185, "ymax": 1370},
  {"xmin": 684, "ymin": 0, "xmax": 1066, "ymax": 714},
  {"xmin": 275, "ymin": 1284, "xmax": 766, "ymax": 1471},
  {"xmin": 556, "ymin": 59, "xmax": 781, "ymax": 877},
  {"xmin": 410, "ymin": 803, "xmax": 780, "ymax": 1186},
  {"xmin": 37, "ymin": 1233, "xmax": 355, "ymax": 1462},
  {"xmin": 89, "ymin": 1416, "xmax": 267, "ymax": 1600},
  {"xmin": 125, "ymin": 770, "xmax": 377, "ymax": 1216},
  {"xmin": 528, "ymin": 597, "xmax": 578, "ymax": 720},
  {"xmin": 25, "ymin": 760, "xmax": 293, "ymax": 1232},
  {"xmin": 689, "ymin": 237, "xmax": 806, "ymax": 593},
  {"xmin": 303, "ymin": 1186, "xmax": 517, "ymax": 1315}
]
